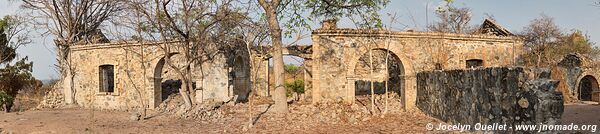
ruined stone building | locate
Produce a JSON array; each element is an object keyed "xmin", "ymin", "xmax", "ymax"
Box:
[
  {"xmin": 552, "ymin": 53, "xmax": 600, "ymax": 103},
  {"xmin": 65, "ymin": 41, "xmax": 251, "ymax": 109},
  {"xmin": 58, "ymin": 19, "xmax": 597, "ymax": 111}
]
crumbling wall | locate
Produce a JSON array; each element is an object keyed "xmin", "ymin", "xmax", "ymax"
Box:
[
  {"xmin": 64, "ymin": 42, "xmax": 243, "ymax": 110},
  {"xmin": 311, "ymin": 29, "xmax": 523, "ymax": 110},
  {"xmin": 551, "ymin": 53, "xmax": 600, "ymax": 103},
  {"xmin": 416, "ymin": 67, "xmax": 563, "ymax": 133}
]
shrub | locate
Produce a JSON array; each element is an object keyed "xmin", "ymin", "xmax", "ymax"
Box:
[
  {"xmin": 0, "ymin": 91, "xmax": 14, "ymax": 112},
  {"xmin": 285, "ymin": 79, "xmax": 304, "ymax": 97}
]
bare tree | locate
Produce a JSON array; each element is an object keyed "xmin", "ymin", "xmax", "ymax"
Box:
[
  {"xmin": 235, "ymin": 17, "xmax": 270, "ymax": 130},
  {"xmin": 518, "ymin": 15, "xmax": 562, "ymax": 67},
  {"xmin": 428, "ymin": 0, "xmax": 474, "ymax": 34},
  {"xmin": 0, "ymin": 15, "xmax": 31, "ymax": 65},
  {"xmin": 124, "ymin": 0, "xmax": 248, "ymax": 110},
  {"xmin": 22, "ymin": 0, "xmax": 122, "ymax": 105}
]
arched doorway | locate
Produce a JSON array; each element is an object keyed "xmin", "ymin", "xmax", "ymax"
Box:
[
  {"xmin": 353, "ymin": 49, "xmax": 404, "ymax": 107},
  {"xmin": 232, "ymin": 56, "xmax": 251, "ymax": 102},
  {"xmin": 152, "ymin": 53, "xmax": 182, "ymax": 107},
  {"xmin": 578, "ymin": 75, "xmax": 599, "ymax": 101}
]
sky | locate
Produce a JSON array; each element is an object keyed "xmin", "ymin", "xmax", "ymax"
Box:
[{"xmin": 1, "ymin": 0, "xmax": 600, "ymax": 80}]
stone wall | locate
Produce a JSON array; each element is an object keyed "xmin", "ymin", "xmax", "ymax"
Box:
[
  {"xmin": 551, "ymin": 53, "xmax": 600, "ymax": 103},
  {"xmin": 311, "ymin": 29, "xmax": 523, "ymax": 110},
  {"xmin": 416, "ymin": 67, "xmax": 564, "ymax": 133},
  {"xmin": 66, "ymin": 42, "xmax": 248, "ymax": 110}
]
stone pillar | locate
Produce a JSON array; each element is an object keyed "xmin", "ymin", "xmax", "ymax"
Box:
[
  {"xmin": 250, "ymin": 55, "xmax": 270, "ymax": 97},
  {"xmin": 404, "ymin": 74, "xmax": 417, "ymax": 111},
  {"xmin": 303, "ymin": 59, "xmax": 313, "ymax": 102},
  {"xmin": 311, "ymin": 35, "xmax": 321, "ymax": 104},
  {"xmin": 150, "ymin": 77, "xmax": 162, "ymax": 109},
  {"xmin": 346, "ymin": 77, "xmax": 356, "ymax": 104}
]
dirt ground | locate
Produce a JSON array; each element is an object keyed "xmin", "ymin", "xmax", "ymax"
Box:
[
  {"xmin": 0, "ymin": 105, "xmax": 442, "ymax": 134},
  {"xmin": 560, "ymin": 103, "xmax": 600, "ymax": 134},
  {"xmin": 0, "ymin": 103, "xmax": 595, "ymax": 134}
]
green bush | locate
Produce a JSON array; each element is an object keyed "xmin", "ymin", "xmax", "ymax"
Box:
[
  {"xmin": 0, "ymin": 91, "xmax": 14, "ymax": 111},
  {"xmin": 285, "ymin": 79, "xmax": 304, "ymax": 97},
  {"xmin": 284, "ymin": 64, "xmax": 300, "ymax": 74}
]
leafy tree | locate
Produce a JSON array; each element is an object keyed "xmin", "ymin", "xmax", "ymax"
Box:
[
  {"xmin": 284, "ymin": 79, "xmax": 304, "ymax": 100},
  {"xmin": 257, "ymin": 0, "xmax": 389, "ymax": 113},
  {"xmin": 520, "ymin": 15, "xmax": 599, "ymax": 67},
  {"xmin": 0, "ymin": 16, "xmax": 19, "ymax": 64},
  {"xmin": 542, "ymin": 31, "xmax": 599, "ymax": 64},
  {"xmin": 0, "ymin": 57, "xmax": 34, "ymax": 112},
  {"xmin": 284, "ymin": 64, "xmax": 300, "ymax": 74},
  {"xmin": 0, "ymin": 16, "xmax": 34, "ymax": 112}
]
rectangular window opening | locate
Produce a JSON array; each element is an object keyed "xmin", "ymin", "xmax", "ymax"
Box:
[
  {"xmin": 99, "ymin": 65, "xmax": 115, "ymax": 93},
  {"xmin": 466, "ymin": 59, "xmax": 484, "ymax": 68}
]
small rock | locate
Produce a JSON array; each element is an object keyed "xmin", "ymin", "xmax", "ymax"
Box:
[
  {"xmin": 348, "ymin": 116, "xmax": 357, "ymax": 124},
  {"xmin": 130, "ymin": 113, "xmax": 141, "ymax": 121},
  {"xmin": 362, "ymin": 117, "xmax": 370, "ymax": 121}
]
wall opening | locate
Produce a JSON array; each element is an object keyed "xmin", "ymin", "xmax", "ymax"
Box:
[
  {"xmin": 161, "ymin": 79, "xmax": 181, "ymax": 100},
  {"xmin": 267, "ymin": 55, "xmax": 306, "ymax": 101},
  {"xmin": 232, "ymin": 56, "xmax": 251, "ymax": 102},
  {"xmin": 153, "ymin": 53, "xmax": 182, "ymax": 108},
  {"xmin": 353, "ymin": 49, "xmax": 404, "ymax": 97},
  {"xmin": 99, "ymin": 64, "xmax": 115, "ymax": 93},
  {"xmin": 578, "ymin": 75, "xmax": 598, "ymax": 101},
  {"xmin": 466, "ymin": 59, "xmax": 484, "ymax": 68}
]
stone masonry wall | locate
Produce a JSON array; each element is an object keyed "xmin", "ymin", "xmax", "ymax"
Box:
[
  {"xmin": 67, "ymin": 42, "xmax": 241, "ymax": 110},
  {"xmin": 551, "ymin": 53, "xmax": 600, "ymax": 103},
  {"xmin": 311, "ymin": 29, "xmax": 523, "ymax": 110},
  {"xmin": 416, "ymin": 67, "xmax": 563, "ymax": 133}
]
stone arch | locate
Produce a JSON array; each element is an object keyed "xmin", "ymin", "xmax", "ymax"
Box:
[
  {"xmin": 151, "ymin": 52, "xmax": 180, "ymax": 108},
  {"xmin": 577, "ymin": 75, "xmax": 599, "ymax": 102},
  {"xmin": 346, "ymin": 45, "xmax": 416, "ymax": 110},
  {"xmin": 353, "ymin": 49, "xmax": 404, "ymax": 96}
]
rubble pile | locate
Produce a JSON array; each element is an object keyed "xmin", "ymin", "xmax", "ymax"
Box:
[
  {"xmin": 284, "ymin": 93, "xmax": 405, "ymax": 125},
  {"xmin": 37, "ymin": 84, "xmax": 65, "ymax": 109},
  {"xmin": 156, "ymin": 94, "xmax": 238, "ymax": 120}
]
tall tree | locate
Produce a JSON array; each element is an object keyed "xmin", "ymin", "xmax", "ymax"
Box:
[
  {"xmin": 256, "ymin": 0, "xmax": 389, "ymax": 113},
  {"xmin": 0, "ymin": 16, "xmax": 34, "ymax": 112},
  {"xmin": 22, "ymin": 0, "xmax": 122, "ymax": 105},
  {"xmin": 519, "ymin": 15, "xmax": 562, "ymax": 67}
]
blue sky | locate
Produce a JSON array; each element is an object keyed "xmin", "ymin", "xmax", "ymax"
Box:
[{"xmin": 1, "ymin": 0, "xmax": 600, "ymax": 80}]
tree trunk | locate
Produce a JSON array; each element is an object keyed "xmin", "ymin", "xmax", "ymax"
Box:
[
  {"xmin": 186, "ymin": 66, "xmax": 196, "ymax": 103},
  {"xmin": 369, "ymin": 46, "xmax": 375, "ymax": 114},
  {"xmin": 64, "ymin": 58, "xmax": 77, "ymax": 105},
  {"xmin": 180, "ymin": 78, "xmax": 194, "ymax": 110},
  {"xmin": 164, "ymin": 54, "xmax": 193, "ymax": 109},
  {"xmin": 264, "ymin": 5, "xmax": 288, "ymax": 113}
]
